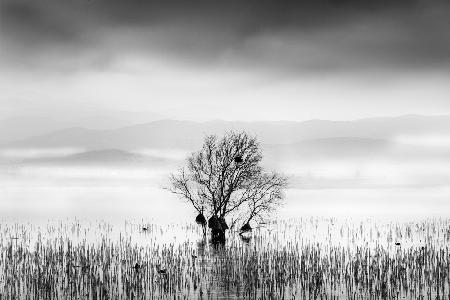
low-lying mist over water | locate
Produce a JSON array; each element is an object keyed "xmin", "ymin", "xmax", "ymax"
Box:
[{"xmin": 1, "ymin": 116, "xmax": 450, "ymax": 222}]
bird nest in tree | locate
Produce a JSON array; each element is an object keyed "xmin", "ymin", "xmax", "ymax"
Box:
[
  {"xmin": 195, "ymin": 213, "xmax": 206, "ymax": 225},
  {"xmin": 208, "ymin": 215, "xmax": 220, "ymax": 229},
  {"xmin": 219, "ymin": 217, "xmax": 228, "ymax": 230},
  {"xmin": 240, "ymin": 223, "xmax": 252, "ymax": 232},
  {"xmin": 208, "ymin": 215, "xmax": 228, "ymax": 231}
]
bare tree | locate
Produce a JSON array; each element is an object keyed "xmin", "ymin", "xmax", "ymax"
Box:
[{"xmin": 168, "ymin": 131, "xmax": 288, "ymax": 242}]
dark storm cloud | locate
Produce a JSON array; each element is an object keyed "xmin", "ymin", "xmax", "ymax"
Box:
[
  {"xmin": 0, "ymin": 0, "xmax": 449, "ymax": 72},
  {"xmin": 0, "ymin": 1, "xmax": 78, "ymax": 43}
]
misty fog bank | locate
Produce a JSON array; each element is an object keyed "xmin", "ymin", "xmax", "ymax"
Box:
[{"xmin": 0, "ymin": 116, "xmax": 449, "ymax": 221}]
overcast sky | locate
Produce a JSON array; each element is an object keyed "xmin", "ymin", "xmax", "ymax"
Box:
[{"xmin": 0, "ymin": 0, "xmax": 449, "ymax": 122}]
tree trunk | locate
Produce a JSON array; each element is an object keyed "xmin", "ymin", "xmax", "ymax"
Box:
[{"xmin": 211, "ymin": 228, "xmax": 226, "ymax": 244}]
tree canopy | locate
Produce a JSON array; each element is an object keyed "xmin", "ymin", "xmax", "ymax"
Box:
[{"xmin": 168, "ymin": 131, "xmax": 288, "ymax": 230}]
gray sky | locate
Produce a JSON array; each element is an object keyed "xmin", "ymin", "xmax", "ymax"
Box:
[{"xmin": 1, "ymin": 0, "xmax": 449, "ymax": 122}]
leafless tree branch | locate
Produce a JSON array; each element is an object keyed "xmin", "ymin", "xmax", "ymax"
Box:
[{"xmin": 167, "ymin": 131, "xmax": 288, "ymax": 232}]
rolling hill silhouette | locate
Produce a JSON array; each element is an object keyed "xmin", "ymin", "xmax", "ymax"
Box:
[{"xmin": 3, "ymin": 115, "xmax": 450, "ymax": 152}]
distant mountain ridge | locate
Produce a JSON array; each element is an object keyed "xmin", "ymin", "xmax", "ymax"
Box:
[
  {"xmin": 0, "ymin": 111, "xmax": 164, "ymax": 142},
  {"xmin": 2, "ymin": 115, "xmax": 450, "ymax": 151}
]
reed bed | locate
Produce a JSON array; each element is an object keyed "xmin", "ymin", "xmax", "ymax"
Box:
[{"xmin": 0, "ymin": 218, "xmax": 448, "ymax": 299}]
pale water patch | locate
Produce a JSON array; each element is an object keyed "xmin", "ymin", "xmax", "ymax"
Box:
[
  {"xmin": 395, "ymin": 134, "xmax": 450, "ymax": 148},
  {"xmin": 281, "ymin": 187, "xmax": 450, "ymax": 220},
  {"xmin": 1, "ymin": 179, "xmax": 449, "ymax": 223},
  {"xmin": 0, "ymin": 184, "xmax": 191, "ymax": 223}
]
